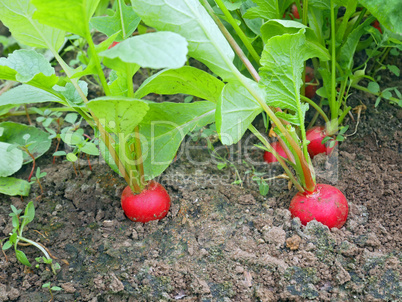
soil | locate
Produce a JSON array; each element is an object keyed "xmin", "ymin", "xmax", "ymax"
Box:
[{"xmin": 0, "ymin": 27, "xmax": 401, "ymax": 302}]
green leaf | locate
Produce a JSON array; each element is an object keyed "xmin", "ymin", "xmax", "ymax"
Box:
[
  {"xmin": 134, "ymin": 66, "xmax": 225, "ymax": 103},
  {"xmin": 0, "ymin": 142, "xmax": 23, "ymax": 177},
  {"xmin": 99, "ymin": 32, "xmax": 188, "ymax": 69},
  {"xmin": 42, "ymin": 282, "xmax": 50, "ymax": 288},
  {"xmin": 87, "ymin": 97, "xmax": 149, "ymax": 135},
  {"xmin": 51, "ymin": 286, "xmax": 62, "ymax": 291},
  {"xmin": 64, "ymin": 113, "xmax": 79, "ymax": 124},
  {"xmin": 217, "ymin": 81, "xmax": 263, "ymax": 145},
  {"xmin": 367, "ymin": 82, "xmax": 380, "ymax": 94},
  {"xmin": 53, "ymin": 151, "xmax": 67, "ymax": 156},
  {"xmin": 260, "ymin": 20, "xmax": 330, "ymax": 60},
  {"xmin": 375, "ymin": 96, "xmax": 381, "ymax": 107},
  {"xmin": 387, "ymin": 64, "xmax": 400, "ymax": 76},
  {"xmin": 0, "ymin": 122, "xmax": 52, "ymax": 164},
  {"xmin": 259, "ymin": 30, "xmax": 327, "ymax": 125},
  {"xmin": 9, "ymin": 233, "xmax": 17, "ymax": 244},
  {"xmin": 90, "ymin": 0, "xmax": 141, "ymax": 41},
  {"xmin": 222, "ymin": 0, "xmax": 243, "ymax": 10},
  {"xmin": 358, "ymin": 0, "xmax": 402, "ymax": 34},
  {"xmin": 338, "ymin": 16, "xmax": 375, "ymax": 70},
  {"xmin": 131, "ymin": 0, "xmax": 235, "ymax": 80},
  {"xmin": 12, "ymin": 215, "xmax": 20, "ymax": 229},
  {"xmin": 243, "ymin": 0, "xmax": 281, "ymax": 20},
  {"xmin": 2, "ymin": 241, "xmax": 12, "ymax": 250},
  {"xmin": 10, "ymin": 205, "xmax": 20, "ymax": 216},
  {"xmin": 107, "ymin": 71, "xmax": 127, "ymax": 96},
  {"xmin": 66, "ymin": 153, "xmax": 78, "ymax": 162},
  {"xmin": 16, "ymin": 250, "xmax": 31, "ymax": 267},
  {"xmin": 32, "ymin": 0, "xmax": 101, "ymax": 38},
  {"xmin": 23, "ymin": 201, "xmax": 35, "ymax": 225},
  {"xmin": 382, "ymin": 90, "xmax": 392, "ymax": 100},
  {"xmin": 108, "ymin": 69, "xmax": 140, "ymax": 96},
  {"xmin": 0, "ymin": 50, "xmax": 58, "ymax": 89},
  {"xmin": 0, "ymin": 0, "xmax": 65, "ymax": 49},
  {"xmin": 259, "ymin": 180, "xmax": 269, "ymax": 196},
  {"xmin": 0, "ymin": 104, "xmax": 15, "ymax": 116},
  {"xmin": 0, "ymin": 85, "xmax": 67, "ymax": 107},
  {"xmin": 139, "ymin": 101, "xmax": 215, "ymax": 179},
  {"xmin": 80, "ymin": 142, "xmax": 99, "ymax": 156},
  {"xmin": 54, "ymin": 81, "xmax": 88, "ymax": 107}
]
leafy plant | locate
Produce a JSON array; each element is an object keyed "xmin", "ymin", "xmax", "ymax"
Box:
[
  {"xmin": 0, "ymin": 121, "xmax": 51, "ymax": 196},
  {"xmin": 1, "ymin": 201, "xmax": 61, "ymax": 274},
  {"xmin": 29, "ymin": 167, "xmax": 47, "ymax": 195},
  {"xmin": 50, "ymin": 113, "xmax": 100, "ymax": 174},
  {"xmin": 42, "ymin": 282, "xmax": 62, "ymax": 301}
]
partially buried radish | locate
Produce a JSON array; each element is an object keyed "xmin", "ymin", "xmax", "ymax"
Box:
[
  {"xmin": 371, "ymin": 20, "xmax": 382, "ymax": 33},
  {"xmin": 304, "ymin": 66, "xmax": 317, "ymax": 99},
  {"xmin": 306, "ymin": 126, "xmax": 336, "ymax": 158},
  {"xmin": 289, "ymin": 183, "xmax": 348, "ymax": 229},
  {"xmin": 263, "ymin": 141, "xmax": 288, "ymax": 163},
  {"xmin": 121, "ymin": 181, "xmax": 171, "ymax": 223}
]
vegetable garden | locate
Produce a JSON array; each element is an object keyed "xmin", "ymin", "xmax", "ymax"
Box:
[{"xmin": 0, "ymin": 0, "xmax": 401, "ymax": 300}]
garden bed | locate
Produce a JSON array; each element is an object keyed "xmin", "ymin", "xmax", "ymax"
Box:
[{"xmin": 0, "ymin": 92, "xmax": 401, "ymax": 301}]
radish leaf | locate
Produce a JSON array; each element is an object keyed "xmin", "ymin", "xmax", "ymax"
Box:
[
  {"xmin": 0, "ymin": 142, "xmax": 23, "ymax": 177},
  {"xmin": 100, "ymin": 32, "xmax": 188, "ymax": 69},
  {"xmin": 359, "ymin": 0, "xmax": 402, "ymax": 34},
  {"xmin": 91, "ymin": 0, "xmax": 141, "ymax": 42},
  {"xmin": 140, "ymin": 101, "xmax": 215, "ymax": 179},
  {"xmin": 259, "ymin": 29, "xmax": 328, "ymax": 126},
  {"xmin": 134, "ymin": 66, "xmax": 224, "ymax": 103},
  {"xmin": 0, "ymin": 50, "xmax": 58, "ymax": 89},
  {"xmin": 32, "ymin": 0, "xmax": 100, "ymax": 38},
  {"xmin": 131, "ymin": 0, "xmax": 235, "ymax": 80},
  {"xmin": 0, "ymin": 0, "xmax": 65, "ymax": 49},
  {"xmin": 87, "ymin": 97, "xmax": 149, "ymax": 135},
  {"xmin": 0, "ymin": 85, "xmax": 66, "ymax": 107},
  {"xmin": 216, "ymin": 81, "xmax": 263, "ymax": 145},
  {"xmin": 243, "ymin": 0, "xmax": 281, "ymax": 20},
  {"xmin": 0, "ymin": 122, "xmax": 52, "ymax": 164}
]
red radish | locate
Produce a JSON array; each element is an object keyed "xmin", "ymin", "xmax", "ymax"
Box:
[
  {"xmin": 121, "ymin": 181, "xmax": 171, "ymax": 223},
  {"xmin": 306, "ymin": 126, "xmax": 336, "ymax": 158},
  {"xmin": 305, "ymin": 84, "xmax": 317, "ymax": 99},
  {"xmin": 371, "ymin": 20, "xmax": 382, "ymax": 33},
  {"xmin": 108, "ymin": 41, "xmax": 119, "ymax": 49},
  {"xmin": 291, "ymin": 4, "xmax": 300, "ymax": 19},
  {"xmin": 304, "ymin": 66, "xmax": 317, "ymax": 99},
  {"xmin": 264, "ymin": 141, "xmax": 288, "ymax": 163},
  {"xmin": 283, "ymin": 3, "xmax": 300, "ymax": 20},
  {"xmin": 289, "ymin": 183, "xmax": 348, "ymax": 229}
]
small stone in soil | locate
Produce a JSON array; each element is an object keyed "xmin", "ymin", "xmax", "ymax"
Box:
[{"xmin": 286, "ymin": 235, "xmax": 302, "ymax": 250}]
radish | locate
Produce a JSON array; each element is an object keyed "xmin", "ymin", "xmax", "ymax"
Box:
[
  {"xmin": 121, "ymin": 181, "xmax": 171, "ymax": 223},
  {"xmin": 289, "ymin": 183, "xmax": 348, "ymax": 229},
  {"xmin": 263, "ymin": 141, "xmax": 288, "ymax": 163},
  {"xmin": 306, "ymin": 126, "xmax": 336, "ymax": 158},
  {"xmin": 108, "ymin": 41, "xmax": 119, "ymax": 49},
  {"xmin": 371, "ymin": 20, "xmax": 382, "ymax": 33},
  {"xmin": 304, "ymin": 66, "xmax": 317, "ymax": 99},
  {"xmin": 291, "ymin": 4, "xmax": 300, "ymax": 19},
  {"xmin": 283, "ymin": 4, "xmax": 300, "ymax": 20}
]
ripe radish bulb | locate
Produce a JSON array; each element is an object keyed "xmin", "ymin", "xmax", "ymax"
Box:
[
  {"xmin": 289, "ymin": 183, "xmax": 348, "ymax": 229},
  {"xmin": 121, "ymin": 181, "xmax": 171, "ymax": 223}
]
